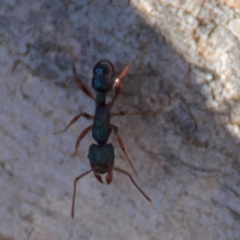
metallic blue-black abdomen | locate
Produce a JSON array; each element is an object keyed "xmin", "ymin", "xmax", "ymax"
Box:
[
  {"xmin": 92, "ymin": 75, "xmax": 113, "ymax": 92},
  {"xmin": 92, "ymin": 61, "xmax": 114, "ymax": 92}
]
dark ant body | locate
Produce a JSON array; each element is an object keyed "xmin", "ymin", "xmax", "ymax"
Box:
[{"xmin": 55, "ymin": 60, "xmax": 151, "ymax": 218}]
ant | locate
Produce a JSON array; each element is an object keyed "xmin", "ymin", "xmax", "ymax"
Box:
[{"xmin": 55, "ymin": 59, "xmax": 152, "ymax": 218}]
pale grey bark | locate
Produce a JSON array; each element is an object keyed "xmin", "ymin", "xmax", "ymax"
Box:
[{"xmin": 0, "ymin": 0, "xmax": 240, "ymax": 239}]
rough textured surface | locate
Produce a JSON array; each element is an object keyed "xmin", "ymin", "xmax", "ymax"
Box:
[{"xmin": 0, "ymin": 0, "xmax": 240, "ymax": 239}]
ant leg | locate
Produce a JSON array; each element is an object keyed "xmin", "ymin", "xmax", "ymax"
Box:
[
  {"xmin": 112, "ymin": 108, "xmax": 153, "ymax": 118},
  {"xmin": 111, "ymin": 124, "xmax": 138, "ymax": 176},
  {"xmin": 54, "ymin": 112, "xmax": 93, "ymax": 135},
  {"xmin": 108, "ymin": 65, "xmax": 130, "ymax": 109},
  {"xmin": 113, "ymin": 167, "xmax": 152, "ymax": 203},
  {"xmin": 106, "ymin": 170, "xmax": 113, "ymax": 184},
  {"xmin": 71, "ymin": 125, "xmax": 92, "ymax": 158},
  {"xmin": 111, "ymin": 110, "xmax": 140, "ymax": 118},
  {"xmin": 71, "ymin": 169, "xmax": 93, "ymax": 218},
  {"xmin": 108, "ymin": 44, "xmax": 148, "ymax": 110},
  {"xmin": 94, "ymin": 172, "xmax": 103, "ymax": 184},
  {"xmin": 72, "ymin": 63, "xmax": 95, "ymax": 101}
]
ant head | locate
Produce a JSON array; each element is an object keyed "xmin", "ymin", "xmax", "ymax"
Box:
[
  {"xmin": 88, "ymin": 143, "xmax": 114, "ymax": 180},
  {"xmin": 92, "ymin": 60, "xmax": 115, "ymax": 92}
]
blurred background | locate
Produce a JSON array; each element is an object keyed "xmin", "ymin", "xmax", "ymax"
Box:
[{"xmin": 0, "ymin": 0, "xmax": 240, "ymax": 239}]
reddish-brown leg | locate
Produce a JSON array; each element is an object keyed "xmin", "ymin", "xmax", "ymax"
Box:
[
  {"xmin": 94, "ymin": 172, "xmax": 103, "ymax": 184},
  {"xmin": 111, "ymin": 110, "xmax": 140, "ymax": 118},
  {"xmin": 108, "ymin": 43, "xmax": 148, "ymax": 109},
  {"xmin": 108, "ymin": 65, "xmax": 130, "ymax": 109},
  {"xmin": 113, "ymin": 167, "xmax": 152, "ymax": 203},
  {"xmin": 106, "ymin": 170, "xmax": 113, "ymax": 184},
  {"xmin": 71, "ymin": 125, "xmax": 92, "ymax": 158},
  {"xmin": 54, "ymin": 112, "xmax": 93, "ymax": 135},
  {"xmin": 72, "ymin": 63, "xmax": 95, "ymax": 101},
  {"xmin": 111, "ymin": 124, "xmax": 138, "ymax": 176},
  {"xmin": 71, "ymin": 169, "xmax": 93, "ymax": 218}
]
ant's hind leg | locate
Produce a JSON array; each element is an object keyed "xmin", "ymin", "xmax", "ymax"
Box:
[
  {"xmin": 111, "ymin": 124, "xmax": 138, "ymax": 176},
  {"xmin": 108, "ymin": 44, "xmax": 148, "ymax": 110},
  {"xmin": 108, "ymin": 65, "xmax": 130, "ymax": 109},
  {"xmin": 71, "ymin": 125, "xmax": 92, "ymax": 158},
  {"xmin": 72, "ymin": 63, "xmax": 95, "ymax": 101},
  {"xmin": 54, "ymin": 112, "xmax": 93, "ymax": 135}
]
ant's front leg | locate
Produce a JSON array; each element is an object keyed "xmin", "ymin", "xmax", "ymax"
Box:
[
  {"xmin": 71, "ymin": 125, "xmax": 92, "ymax": 158},
  {"xmin": 111, "ymin": 124, "xmax": 138, "ymax": 176},
  {"xmin": 108, "ymin": 65, "xmax": 130, "ymax": 109},
  {"xmin": 54, "ymin": 112, "xmax": 93, "ymax": 135},
  {"xmin": 72, "ymin": 63, "xmax": 95, "ymax": 101}
]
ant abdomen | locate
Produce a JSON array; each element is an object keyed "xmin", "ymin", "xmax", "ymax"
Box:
[{"xmin": 92, "ymin": 60, "xmax": 115, "ymax": 92}]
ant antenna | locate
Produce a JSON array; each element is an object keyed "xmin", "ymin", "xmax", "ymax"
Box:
[
  {"xmin": 71, "ymin": 169, "xmax": 93, "ymax": 218},
  {"xmin": 113, "ymin": 167, "xmax": 152, "ymax": 203}
]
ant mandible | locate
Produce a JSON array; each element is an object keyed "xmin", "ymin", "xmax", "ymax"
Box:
[{"xmin": 55, "ymin": 59, "xmax": 152, "ymax": 218}]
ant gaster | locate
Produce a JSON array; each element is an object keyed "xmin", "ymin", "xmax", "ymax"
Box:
[{"xmin": 55, "ymin": 59, "xmax": 152, "ymax": 218}]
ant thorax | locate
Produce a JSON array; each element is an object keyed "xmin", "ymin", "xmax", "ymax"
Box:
[{"xmin": 92, "ymin": 104, "xmax": 111, "ymax": 144}]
